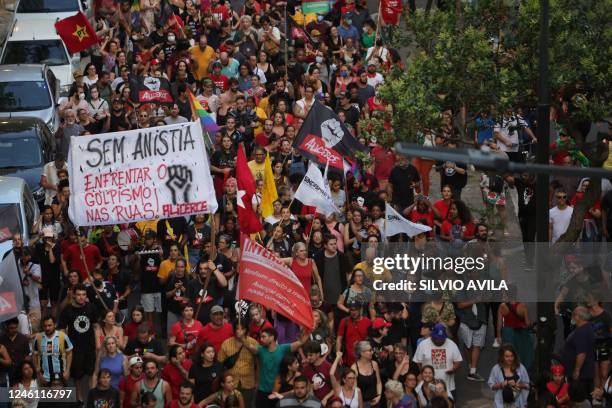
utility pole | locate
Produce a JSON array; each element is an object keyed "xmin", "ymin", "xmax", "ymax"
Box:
[{"xmin": 535, "ymin": 0, "xmax": 555, "ymax": 400}]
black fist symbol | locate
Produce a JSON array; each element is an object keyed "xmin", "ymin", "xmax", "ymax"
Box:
[{"xmin": 166, "ymin": 165, "xmax": 193, "ymax": 204}]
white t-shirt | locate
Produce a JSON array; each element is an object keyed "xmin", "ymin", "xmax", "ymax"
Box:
[
  {"xmin": 366, "ymin": 72, "xmax": 384, "ymax": 88},
  {"xmin": 495, "ymin": 115, "xmax": 528, "ymax": 153},
  {"xmin": 549, "ymin": 205, "xmax": 574, "ymax": 243},
  {"xmin": 413, "ymin": 338, "xmax": 463, "ymax": 391},
  {"xmin": 42, "ymin": 161, "xmax": 67, "ymax": 205}
]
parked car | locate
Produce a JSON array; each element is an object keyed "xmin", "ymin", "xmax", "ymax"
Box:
[
  {"xmin": 0, "ymin": 64, "xmax": 61, "ymax": 134},
  {"xmin": 0, "ymin": 16, "xmax": 80, "ymax": 93},
  {"xmin": 5, "ymin": 0, "xmax": 92, "ymax": 20},
  {"xmin": 0, "ymin": 117, "xmax": 55, "ymax": 206},
  {"xmin": 0, "ymin": 176, "xmax": 39, "ymax": 260}
]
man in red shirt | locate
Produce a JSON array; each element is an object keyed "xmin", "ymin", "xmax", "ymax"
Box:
[
  {"xmin": 371, "ymin": 144, "xmax": 396, "ymax": 192},
  {"xmin": 255, "ymin": 119, "xmax": 274, "ymax": 147},
  {"xmin": 62, "ymin": 229, "xmax": 102, "ymax": 282},
  {"xmin": 169, "ymin": 304, "xmax": 205, "ymax": 357},
  {"xmin": 336, "ymin": 301, "xmax": 372, "ymax": 366},
  {"xmin": 201, "ymin": 305, "xmax": 234, "ymax": 351},
  {"xmin": 302, "ymin": 341, "xmax": 334, "ymax": 404},
  {"xmin": 210, "ymin": 61, "xmax": 229, "ymax": 94},
  {"xmin": 119, "ymin": 357, "xmax": 144, "ymax": 408},
  {"xmin": 169, "ymin": 381, "xmax": 198, "ymax": 408}
]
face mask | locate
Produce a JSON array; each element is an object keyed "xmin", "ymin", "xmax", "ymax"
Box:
[
  {"xmin": 79, "ymin": 93, "xmax": 86, "ymax": 100},
  {"xmin": 93, "ymin": 278, "xmax": 102, "ymax": 287},
  {"xmin": 317, "ymin": 15, "xmax": 324, "ymax": 22},
  {"xmin": 167, "ymin": 35, "xmax": 175, "ymax": 43},
  {"xmin": 330, "ymin": 64, "xmax": 337, "ymax": 71},
  {"xmin": 315, "ymin": 56, "xmax": 323, "ymax": 64},
  {"xmin": 345, "ymin": 19, "xmax": 352, "ymax": 25},
  {"xmin": 341, "ymin": 71, "xmax": 348, "ymax": 78}
]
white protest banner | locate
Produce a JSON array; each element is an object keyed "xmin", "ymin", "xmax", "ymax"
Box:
[
  {"xmin": 68, "ymin": 121, "xmax": 218, "ymax": 226},
  {"xmin": 385, "ymin": 202, "xmax": 432, "ymax": 237}
]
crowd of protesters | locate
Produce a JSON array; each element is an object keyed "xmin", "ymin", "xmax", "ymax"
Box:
[{"xmin": 0, "ymin": 0, "xmax": 611, "ymax": 407}]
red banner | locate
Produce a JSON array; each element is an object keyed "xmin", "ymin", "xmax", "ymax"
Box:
[
  {"xmin": 381, "ymin": 0, "xmax": 402, "ymax": 25},
  {"xmin": 139, "ymin": 89, "xmax": 173, "ymax": 103},
  {"xmin": 238, "ymin": 234, "xmax": 314, "ymax": 330},
  {"xmin": 298, "ymin": 134, "xmax": 344, "ymax": 170}
]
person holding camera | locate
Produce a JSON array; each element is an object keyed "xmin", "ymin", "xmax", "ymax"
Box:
[
  {"xmin": 487, "ymin": 344, "xmax": 530, "ymax": 407},
  {"xmin": 19, "ymin": 248, "xmax": 42, "ymax": 332}
]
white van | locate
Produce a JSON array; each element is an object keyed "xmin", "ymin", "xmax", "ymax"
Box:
[
  {"xmin": 0, "ymin": 17, "xmax": 80, "ymax": 94},
  {"xmin": 0, "ymin": 177, "xmax": 39, "ymax": 260}
]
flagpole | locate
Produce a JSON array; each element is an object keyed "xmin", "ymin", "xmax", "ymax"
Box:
[
  {"xmin": 374, "ymin": 0, "xmax": 383, "ymax": 46},
  {"xmin": 284, "ymin": 3, "xmax": 289, "ymax": 79}
]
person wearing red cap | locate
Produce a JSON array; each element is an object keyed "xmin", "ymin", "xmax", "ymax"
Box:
[
  {"xmin": 546, "ymin": 364, "xmax": 570, "ymax": 407},
  {"xmin": 367, "ymin": 318, "xmax": 393, "ymax": 364}
]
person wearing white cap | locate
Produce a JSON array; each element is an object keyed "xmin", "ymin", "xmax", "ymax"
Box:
[{"xmin": 119, "ymin": 357, "xmax": 144, "ymax": 408}]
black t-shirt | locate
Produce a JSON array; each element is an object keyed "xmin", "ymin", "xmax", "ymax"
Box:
[
  {"xmin": 590, "ymin": 310, "xmax": 612, "ymax": 345},
  {"xmin": 86, "ymin": 281, "xmax": 118, "ymax": 320},
  {"xmin": 186, "ymin": 276, "xmax": 226, "ymax": 324},
  {"xmin": 438, "ymin": 162, "xmax": 468, "ymax": 193},
  {"xmin": 386, "ymin": 318, "xmax": 408, "ymax": 345},
  {"xmin": 165, "ymin": 274, "xmax": 192, "ymax": 315},
  {"xmin": 514, "ymin": 178, "xmax": 536, "ymax": 217},
  {"xmin": 86, "ymin": 386, "xmax": 120, "ymax": 408},
  {"xmin": 560, "ymin": 323, "xmax": 596, "ymax": 380},
  {"xmin": 34, "ymin": 242, "xmax": 61, "ymax": 287},
  {"xmin": 125, "ymin": 337, "xmax": 167, "ymax": 358},
  {"xmin": 210, "ymin": 149, "xmax": 236, "ymax": 174},
  {"xmin": 108, "ymin": 268, "xmax": 131, "ymax": 311},
  {"xmin": 189, "ymin": 362, "xmax": 224, "ymax": 403},
  {"xmin": 349, "ymin": 189, "xmax": 378, "ymax": 211},
  {"xmin": 187, "ymin": 224, "xmax": 212, "ymax": 257},
  {"xmin": 336, "ymin": 105, "xmax": 360, "ymax": 128},
  {"xmin": 389, "ymin": 165, "xmax": 421, "ymax": 209},
  {"xmin": 157, "ymin": 217, "xmax": 188, "ymax": 254},
  {"xmin": 139, "ymin": 250, "xmax": 162, "ymax": 294},
  {"xmin": 58, "ymin": 302, "xmax": 97, "ymax": 349}
]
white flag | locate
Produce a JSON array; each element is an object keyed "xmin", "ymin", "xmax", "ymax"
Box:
[
  {"xmin": 294, "ymin": 162, "xmax": 340, "ymax": 216},
  {"xmin": 385, "ymin": 202, "xmax": 432, "ymax": 237}
]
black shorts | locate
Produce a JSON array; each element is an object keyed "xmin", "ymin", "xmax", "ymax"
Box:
[
  {"xmin": 70, "ymin": 345, "xmax": 96, "ymax": 379},
  {"xmin": 39, "ymin": 283, "xmax": 61, "ymax": 302}
]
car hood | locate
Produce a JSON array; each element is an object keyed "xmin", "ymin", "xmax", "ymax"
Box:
[
  {"xmin": 15, "ymin": 12, "xmax": 77, "ymax": 20},
  {"xmin": 49, "ymin": 65, "xmax": 73, "ymax": 88},
  {"xmin": 0, "ymin": 108, "xmax": 54, "ymax": 124},
  {"xmin": 0, "ymin": 166, "xmax": 42, "ymax": 193}
]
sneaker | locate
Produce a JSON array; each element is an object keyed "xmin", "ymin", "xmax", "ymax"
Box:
[
  {"xmin": 492, "ymin": 338, "xmax": 501, "ymax": 348},
  {"xmin": 467, "ymin": 372, "xmax": 485, "ymax": 381}
]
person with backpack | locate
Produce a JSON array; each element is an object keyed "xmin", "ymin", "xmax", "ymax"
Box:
[{"xmin": 33, "ymin": 316, "xmax": 73, "ymax": 386}]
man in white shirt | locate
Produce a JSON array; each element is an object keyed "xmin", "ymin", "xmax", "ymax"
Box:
[
  {"xmin": 18, "ymin": 247, "xmax": 42, "ymax": 332},
  {"xmin": 549, "ymin": 188, "xmax": 574, "ymax": 243},
  {"xmin": 40, "ymin": 153, "xmax": 67, "ymax": 205},
  {"xmin": 413, "ymin": 324, "xmax": 462, "ymax": 396},
  {"xmin": 493, "ymin": 108, "xmax": 536, "ymax": 162},
  {"xmin": 366, "ymin": 63, "xmax": 384, "ymax": 88}
]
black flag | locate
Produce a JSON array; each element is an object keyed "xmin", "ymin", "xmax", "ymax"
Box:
[{"xmin": 292, "ymin": 101, "xmax": 367, "ymax": 170}]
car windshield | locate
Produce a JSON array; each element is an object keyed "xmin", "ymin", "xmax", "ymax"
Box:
[
  {"xmin": 0, "ymin": 81, "xmax": 51, "ymax": 111},
  {"xmin": 0, "ymin": 204, "xmax": 21, "ymax": 244},
  {"xmin": 2, "ymin": 40, "xmax": 69, "ymax": 66},
  {"xmin": 17, "ymin": 0, "xmax": 79, "ymax": 13},
  {"xmin": 0, "ymin": 136, "xmax": 43, "ymax": 168}
]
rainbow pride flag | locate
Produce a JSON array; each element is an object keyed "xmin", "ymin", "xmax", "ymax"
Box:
[{"xmin": 188, "ymin": 91, "xmax": 219, "ymax": 135}]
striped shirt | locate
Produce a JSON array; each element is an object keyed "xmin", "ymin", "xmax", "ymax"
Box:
[
  {"xmin": 34, "ymin": 331, "xmax": 73, "ymax": 382},
  {"xmin": 218, "ymin": 336, "xmax": 258, "ymax": 390}
]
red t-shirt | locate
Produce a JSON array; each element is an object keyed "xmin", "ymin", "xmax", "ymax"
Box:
[
  {"xmin": 371, "ymin": 146, "xmax": 396, "ymax": 181},
  {"xmin": 302, "ymin": 360, "xmax": 332, "ymax": 400},
  {"xmin": 209, "ymin": 73, "xmax": 229, "ymax": 92},
  {"xmin": 211, "ymin": 4, "xmax": 231, "ymax": 21},
  {"xmin": 255, "ymin": 132, "xmax": 271, "ymax": 147},
  {"xmin": 441, "ymin": 219, "xmax": 475, "ymax": 239},
  {"xmin": 122, "ymin": 321, "xmax": 153, "ymax": 342},
  {"xmin": 409, "ymin": 209, "xmax": 435, "ymax": 237},
  {"xmin": 169, "ymin": 401, "xmax": 198, "ymax": 408},
  {"xmin": 570, "ymin": 192, "xmax": 600, "ymax": 220},
  {"xmin": 119, "ymin": 374, "xmax": 143, "ymax": 408},
  {"xmin": 201, "ymin": 322, "xmax": 234, "ymax": 352},
  {"xmin": 433, "ymin": 199, "xmax": 451, "ymax": 220},
  {"xmin": 381, "ymin": 0, "xmax": 402, "ymax": 25},
  {"xmin": 170, "ymin": 320, "xmax": 205, "ymax": 356},
  {"xmin": 337, "ymin": 317, "xmax": 371, "ymax": 366},
  {"xmin": 63, "ymin": 243, "xmax": 102, "ymax": 281},
  {"xmin": 249, "ymin": 320, "xmax": 273, "ymax": 344},
  {"xmin": 162, "ymin": 359, "xmax": 193, "ymax": 399}
]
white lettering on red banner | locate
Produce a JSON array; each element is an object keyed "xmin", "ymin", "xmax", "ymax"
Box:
[
  {"xmin": 68, "ymin": 122, "xmax": 218, "ymax": 226},
  {"xmin": 299, "ymin": 134, "xmax": 343, "ymax": 169},
  {"xmin": 139, "ymin": 89, "xmax": 173, "ymax": 103}
]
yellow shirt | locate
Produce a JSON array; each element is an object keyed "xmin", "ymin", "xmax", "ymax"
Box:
[
  {"xmin": 252, "ymin": 106, "xmax": 267, "ymax": 135},
  {"xmin": 218, "ymin": 336, "xmax": 258, "ymax": 389},
  {"xmin": 157, "ymin": 258, "xmax": 177, "ymax": 282},
  {"xmin": 135, "ymin": 220, "xmax": 157, "ymax": 236},
  {"xmin": 248, "ymin": 160, "xmax": 266, "ymax": 181},
  {"xmin": 190, "ymin": 45, "xmax": 216, "ymax": 81}
]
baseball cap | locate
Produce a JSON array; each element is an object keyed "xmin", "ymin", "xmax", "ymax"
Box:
[
  {"xmin": 372, "ymin": 318, "xmax": 391, "ymax": 330},
  {"xmin": 338, "ymin": 91, "xmax": 348, "ymax": 99},
  {"xmin": 211, "ymin": 305, "xmax": 224, "ymax": 314},
  {"xmin": 431, "ymin": 323, "xmax": 447, "ymax": 341},
  {"xmin": 129, "ymin": 356, "xmax": 143, "ymax": 367},
  {"xmin": 346, "ymin": 300, "xmax": 360, "ymax": 309}
]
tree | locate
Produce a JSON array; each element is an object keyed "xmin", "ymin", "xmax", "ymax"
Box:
[{"xmin": 377, "ymin": 0, "xmax": 611, "ymax": 149}]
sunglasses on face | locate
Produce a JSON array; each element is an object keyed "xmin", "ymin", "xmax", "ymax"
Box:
[{"xmin": 556, "ymin": 195, "xmax": 567, "ymax": 199}]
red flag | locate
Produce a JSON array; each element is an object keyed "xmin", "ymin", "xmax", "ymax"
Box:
[
  {"xmin": 236, "ymin": 145, "xmax": 263, "ymax": 234},
  {"xmin": 238, "ymin": 234, "xmax": 314, "ymax": 330},
  {"xmin": 55, "ymin": 12, "xmax": 98, "ymax": 54}
]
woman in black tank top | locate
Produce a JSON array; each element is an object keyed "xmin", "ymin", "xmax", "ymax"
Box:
[{"xmin": 351, "ymin": 341, "xmax": 382, "ymax": 407}]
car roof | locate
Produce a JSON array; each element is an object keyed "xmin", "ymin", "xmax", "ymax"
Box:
[
  {"xmin": 0, "ymin": 177, "xmax": 27, "ymax": 203},
  {"xmin": 0, "ymin": 117, "xmax": 46, "ymax": 134},
  {"xmin": 7, "ymin": 17, "xmax": 64, "ymax": 41},
  {"xmin": 0, "ymin": 64, "xmax": 46, "ymax": 82}
]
